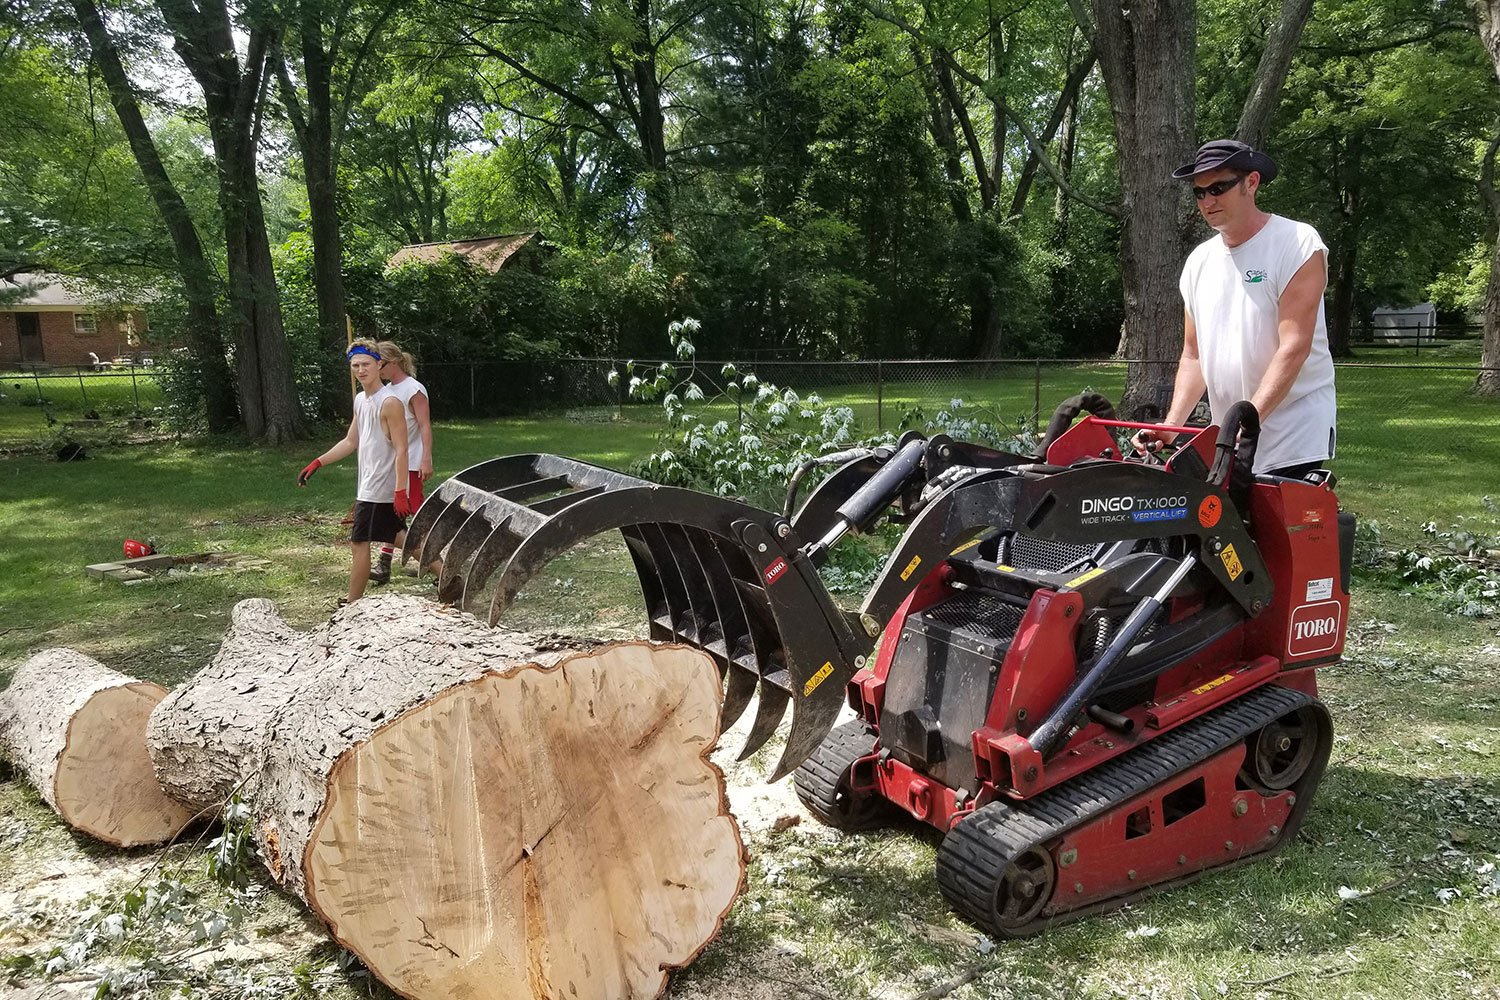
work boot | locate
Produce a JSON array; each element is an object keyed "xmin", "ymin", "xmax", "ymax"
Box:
[{"xmin": 370, "ymin": 549, "xmax": 392, "ymax": 585}]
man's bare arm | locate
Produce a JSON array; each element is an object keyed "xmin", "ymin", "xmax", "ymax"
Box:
[
  {"xmin": 411, "ymin": 390, "xmax": 433, "ymax": 480},
  {"xmin": 1137, "ymin": 310, "xmax": 1207, "ymax": 453},
  {"xmin": 381, "ymin": 397, "xmax": 408, "ymax": 486},
  {"xmin": 1251, "ymin": 252, "xmax": 1326, "ymax": 419}
]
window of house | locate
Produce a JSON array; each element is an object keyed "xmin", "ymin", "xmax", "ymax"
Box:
[{"xmin": 74, "ymin": 313, "xmax": 98, "ymax": 336}]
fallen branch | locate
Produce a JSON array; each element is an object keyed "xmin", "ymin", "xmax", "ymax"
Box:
[{"xmin": 904, "ymin": 962, "xmax": 996, "ymax": 1000}]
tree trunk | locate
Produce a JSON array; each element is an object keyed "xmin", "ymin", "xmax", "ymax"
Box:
[
  {"xmin": 147, "ymin": 595, "xmax": 741, "ymax": 1000},
  {"xmin": 1467, "ymin": 1, "xmax": 1500, "ymax": 392},
  {"xmin": 1479, "ymin": 237, "xmax": 1500, "ymax": 393},
  {"xmin": 1089, "ymin": 0, "xmax": 1197, "ymax": 413},
  {"xmin": 157, "ymin": 1, "xmax": 307, "ymax": 442},
  {"xmin": 1327, "ymin": 226, "xmax": 1357, "ymax": 359},
  {"xmin": 69, "ymin": 0, "xmax": 238, "ymax": 432},
  {"xmin": 276, "ymin": 11, "xmax": 350, "ymax": 420},
  {"xmin": 1235, "ymin": 0, "xmax": 1317, "ymax": 149},
  {"xmin": 0, "ymin": 649, "xmax": 196, "ymax": 847}
]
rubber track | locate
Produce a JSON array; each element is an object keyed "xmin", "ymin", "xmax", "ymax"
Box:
[
  {"xmin": 937, "ymin": 684, "xmax": 1327, "ymax": 935},
  {"xmin": 794, "ymin": 720, "xmax": 884, "ymax": 830}
]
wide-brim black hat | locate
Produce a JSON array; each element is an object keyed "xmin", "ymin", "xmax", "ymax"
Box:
[{"xmin": 1171, "ymin": 139, "xmax": 1278, "ymax": 183}]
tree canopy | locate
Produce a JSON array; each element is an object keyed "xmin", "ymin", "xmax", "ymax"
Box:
[{"xmin": 3, "ymin": 0, "xmax": 1498, "ymax": 435}]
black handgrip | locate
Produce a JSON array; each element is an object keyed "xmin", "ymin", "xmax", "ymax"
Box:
[
  {"xmin": 1207, "ymin": 400, "xmax": 1260, "ymax": 489},
  {"xmin": 1035, "ymin": 392, "xmax": 1117, "ymax": 457},
  {"xmin": 833, "ymin": 435, "xmax": 927, "ymax": 533}
]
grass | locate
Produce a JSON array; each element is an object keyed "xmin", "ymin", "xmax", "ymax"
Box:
[{"xmin": 2, "ymin": 397, "xmax": 1500, "ymax": 999}]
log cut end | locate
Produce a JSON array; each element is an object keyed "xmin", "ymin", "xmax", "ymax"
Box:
[
  {"xmin": 303, "ymin": 641, "xmax": 742, "ymax": 1000},
  {"xmin": 56, "ymin": 681, "xmax": 199, "ymax": 847}
]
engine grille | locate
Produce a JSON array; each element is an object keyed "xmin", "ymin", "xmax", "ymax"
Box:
[
  {"xmin": 923, "ymin": 592, "xmax": 1028, "ymax": 642},
  {"xmin": 1000, "ymin": 534, "xmax": 1097, "ymax": 574}
]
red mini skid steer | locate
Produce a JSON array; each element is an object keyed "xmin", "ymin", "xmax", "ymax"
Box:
[{"xmin": 402, "ymin": 393, "xmax": 1351, "ymax": 937}]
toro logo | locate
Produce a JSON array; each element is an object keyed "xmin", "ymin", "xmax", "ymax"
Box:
[
  {"xmin": 1288, "ymin": 600, "xmax": 1342, "ymax": 657},
  {"xmin": 763, "ymin": 557, "xmax": 789, "ymax": 585}
]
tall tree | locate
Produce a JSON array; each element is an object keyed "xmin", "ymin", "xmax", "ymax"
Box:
[
  {"xmin": 1469, "ymin": 0, "xmax": 1500, "ymax": 392},
  {"xmin": 156, "ymin": 0, "xmax": 306, "ymax": 441},
  {"xmin": 66, "ymin": 0, "xmax": 237, "ymax": 430}
]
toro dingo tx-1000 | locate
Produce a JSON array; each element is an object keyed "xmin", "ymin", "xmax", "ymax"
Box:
[{"xmin": 402, "ymin": 393, "xmax": 1350, "ymax": 937}]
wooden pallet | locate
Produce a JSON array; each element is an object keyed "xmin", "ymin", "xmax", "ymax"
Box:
[{"xmin": 85, "ymin": 553, "xmax": 271, "ymax": 584}]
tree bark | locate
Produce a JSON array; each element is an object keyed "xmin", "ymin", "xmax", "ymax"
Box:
[
  {"xmin": 0, "ymin": 649, "xmax": 196, "ymax": 847},
  {"xmin": 1235, "ymin": 0, "xmax": 1317, "ymax": 149},
  {"xmin": 68, "ymin": 0, "xmax": 238, "ymax": 432},
  {"xmin": 1327, "ymin": 230, "xmax": 1357, "ymax": 359},
  {"xmin": 146, "ymin": 594, "xmax": 741, "ymax": 1000},
  {"xmin": 1088, "ymin": 0, "xmax": 1198, "ymax": 413}
]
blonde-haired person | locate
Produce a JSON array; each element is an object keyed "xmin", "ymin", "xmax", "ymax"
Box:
[{"xmin": 370, "ymin": 340, "xmax": 432, "ymax": 583}]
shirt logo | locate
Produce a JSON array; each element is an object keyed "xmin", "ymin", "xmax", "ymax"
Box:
[{"xmin": 1244, "ymin": 269, "xmax": 1267, "ymax": 283}]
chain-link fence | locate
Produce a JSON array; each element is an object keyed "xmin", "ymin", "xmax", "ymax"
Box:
[
  {"xmin": 0, "ymin": 365, "xmax": 166, "ymax": 446},
  {"xmin": 4, "ymin": 359, "xmax": 1498, "ymax": 472}
]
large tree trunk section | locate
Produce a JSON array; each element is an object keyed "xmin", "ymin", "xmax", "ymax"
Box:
[
  {"xmin": 145, "ymin": 598, "xmax": 309, "ymax": 810},
  {"xmin": 146, "ymin": 594, "xmax": 740, "ymax": 1000},
  {"xmin": 301, "ymin": 642, "xmax": 740, "ymax": 1000},
  {"xmin": 0, "ymin": 649, "xmax": 196, "ymax": 847}
]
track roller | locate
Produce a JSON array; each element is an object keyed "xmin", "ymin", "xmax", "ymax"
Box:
[{"xmin": 793, "ymin": 721, "xmax": 890, "ymax": 831}]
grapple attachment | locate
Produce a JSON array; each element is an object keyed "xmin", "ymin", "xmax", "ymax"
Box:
[{"xmin": 402, "ymin": 454, "xmax": 872, "ymax": 779}]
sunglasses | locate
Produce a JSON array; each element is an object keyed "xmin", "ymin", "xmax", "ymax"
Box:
[{"xmin": 1193, "ymin": 175, "xmax": 1246, "ymax": 200}]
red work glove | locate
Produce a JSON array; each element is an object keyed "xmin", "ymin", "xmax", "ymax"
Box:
[
  {"xmin": 394, "ymin": 489, "xmax": 412, "ymax": 517},
  {"xmin": 298, "ymin": 458, "xmax": 322, "ymax": 486}
]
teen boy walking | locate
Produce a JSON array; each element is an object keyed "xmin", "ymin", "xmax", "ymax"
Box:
[{"xmin": 298, "ymin": 340, "xmax": 412, "ymax": 602}]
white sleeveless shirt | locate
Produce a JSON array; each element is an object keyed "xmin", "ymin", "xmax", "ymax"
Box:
[
  {"xmin": 385, "ymin": 376, "xmax": 428, "ymax": 468},
  {"xmin": 355, "ymin": 385, "xmax": 398, "ymax": 502},
  {"xmin": 1179, "ymin": 215, "xmax": 1337, "ymax": 473}
]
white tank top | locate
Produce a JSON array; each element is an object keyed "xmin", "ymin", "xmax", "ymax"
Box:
[
  {"xmin": 355, "ymin": 385, "xmax": 398, "ymax": 502},
  {"xmin": 385, "ymin": 376, "xmax": 428, "ymax": 468},
  {"xmin": 1179, "ymin": 214, "xmax": 1337, "ymax": 473}
]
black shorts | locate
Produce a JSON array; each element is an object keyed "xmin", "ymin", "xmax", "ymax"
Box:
[{"xmin": 351, "ymin": 500, "xmax": 406, "ymax": 543}]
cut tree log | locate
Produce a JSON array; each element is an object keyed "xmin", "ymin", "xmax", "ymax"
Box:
[
  {"xmin": 0, "ymin": 648, "xmax": 196, "ymax": 847},
  {"xmin": 146, "ymin": 594, "xmax": 741, "ymax": 1000}
]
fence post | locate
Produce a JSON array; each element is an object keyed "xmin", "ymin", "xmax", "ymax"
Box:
[
  {"xmin": 130, "ymin": 368, "xmax": 139, "ymax": 411},
  {"xmin": 32, "ymin": 368, "xmax": 43, "ymax": 405},
  {"xmin": 77, "ymin": 368, "xmax": 88, "ymax": 408},
  {"xmin": 1033, "ymin": 360, "xmax": 1041, "ymax": 427},
  {"xmin": 469, "ymin": 365, "xmax": 475, "ymax": 413},
  {"xmin": 876, "ymin": 360, "xmax": 884, "ymax": 431}
]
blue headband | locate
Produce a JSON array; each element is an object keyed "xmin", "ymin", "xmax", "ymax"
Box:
[{"xmin": 347, "ymin": 345, "xmax": 381, "ymax": 361}]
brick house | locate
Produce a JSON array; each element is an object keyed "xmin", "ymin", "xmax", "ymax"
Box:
[{"xmin": 0, "ymin": 274, "xmax": 151, "ymax": 369}]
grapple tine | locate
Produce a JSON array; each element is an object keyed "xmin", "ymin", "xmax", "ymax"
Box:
[
  {"xmin": 437, "ymin": 504, "xmax": 499, "ymax": 600},
  {"xmin": 737, "ymin": 669, "xmax": 792, "ymax": 761},
  {"xmin": 461, "ymin": 517, "xmax": 520, "ymax": 611},
  {"xmin": 769, "ymin": 663, "xmax": 851, "ymax": 781},
  {"xmin": 416, "ymin": 496, "xmax": 475, "ymax": 578},
  {"xmin": 676, "ymin": 527, "xmax": 732, "ymax": 661},
  {"xmin": 621, "ymin": 527, "xmax": 676, "ymax": 640},
  {"xmin": 720, "ymin": 659, "xmax": 761, "ymax": 731},
  {"xmin": 637, "ymin": 523, "xmax": 700, "ymax": 645},
  {"xmin": 402, "ymin": 492, "xmax": 454, "ymax": 567}
]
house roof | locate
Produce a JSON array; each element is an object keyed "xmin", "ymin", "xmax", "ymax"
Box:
[
  {"xmin": 0, "ymin": 274, "xmax": 104, "ymax": 308},
  {"xmin": 387, "ymin": 233, "xmax": 539, "ymax": 273}
]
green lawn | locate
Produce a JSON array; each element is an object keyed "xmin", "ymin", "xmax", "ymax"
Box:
[{"xmin": 2, "ymin": 391, "xmax": 1499, "ymax": 1000}]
